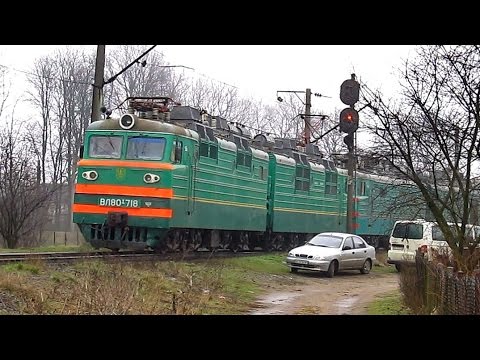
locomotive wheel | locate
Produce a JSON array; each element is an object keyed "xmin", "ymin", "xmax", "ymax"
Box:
[
  {"xmin": 230, "ymin": 240, "xmax": 242, "ymax": 253},
  {"xmin": 263, "ymin": 237, "xmax": 274, "ymax": 252},
  {"xmin": 165, "ymin": 232, "xmax": 180, "ymax": 252},
  {"xmin": 229, "ymin": 233, "xmax": 242, "ymax": 253},
  {"xmin": 191, "ymin": 231, "xmax": 202, "ymax": 251},
  {"xmin": 271, "ymin": 235, "xmax": 284, "ymax": 251},
  {"xmin": 220, "ymin": 232, "xmax": 232, "ymax": 250},
  {"xmin": 153, "ymin": 242, "xmax": 168, "ymax": 254}
]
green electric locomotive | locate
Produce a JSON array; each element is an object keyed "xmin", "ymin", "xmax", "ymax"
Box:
[{"xmin": 73, "ymin": 97, "xmax": 405, "ymax": 252}]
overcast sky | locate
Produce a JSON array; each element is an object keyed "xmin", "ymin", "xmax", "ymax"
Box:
[
  {"xmin": 161, "ymin": 45, "xmax": 416, "ymax": 107},
  {"xmin": 0, "ymin": 45, "xmax": 416, "ymax": 113},
  {"xmin": 0, "ymin": 45, "xmax": 417, "ymax": 148}
]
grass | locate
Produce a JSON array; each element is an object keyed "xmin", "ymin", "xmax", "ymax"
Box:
[
  {"xmin": 372, "ymin": 263, "xmax": 397, "ymax": 274},
  {"xmin": 223, "ymin": 253, "xmax": 289, "ymax": 274},
  {"xmin": 2, "ymin": 262, "xmax": 42, "ymax": 274},
  {"xmin": 372, "ymin": 250, "xmax": 397, "ymax": 274},
  {"xmin": 0, "ymin": 253, "xmax": 294, "ymax": 315},
  {"xmin": 367, "ymin": 290, "xmax": 411, "ymax": 315}
]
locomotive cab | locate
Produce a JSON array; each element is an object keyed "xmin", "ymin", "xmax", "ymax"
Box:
[{"xmin": 73, "ymin": 97, "xmax": 197, "ymax": 251}]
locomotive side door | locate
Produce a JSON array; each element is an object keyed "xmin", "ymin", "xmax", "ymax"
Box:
[{"xmin": 187, "ymin": 143, "xmax": 198, "ymax": 215}]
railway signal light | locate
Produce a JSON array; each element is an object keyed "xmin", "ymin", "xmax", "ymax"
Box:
[
  {"xmin": 339, "ymin": 107, "xmax": 359, "ymax": 133},
  {"xmin": 340, "ymin": 78, "xmax": 360, "ymax": 106}
]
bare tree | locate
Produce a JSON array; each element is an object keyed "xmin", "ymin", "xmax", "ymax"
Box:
[
  {"xmin": 180, "ymin": 77, "xmax": 249, "ymax": 122},
  {"xmin": 0, "ymin": 115, "xmax": 57, "ymax": 248},
  {"xmin": 361, "ymin": 45, "xmax": 480, "ymax": 272},
  {"xmin": 309, "ymin": 108, "xmax": 345, "ymax": 158},
  {"xmin": 105, "ymin": 46, "xmax": 187, "ymax": 112},
  {"xmin": 0, "ymin": 65, "xmax": 10, "ymax": 119},
  {"xmin": 26, "ymin": 57, "xmax": 55, "ymax": 184},
  {"xmin": 26, "ymin": 48, "xmax": 95, "ymax": 232},
  {"xmin": 265, "ymin": 94, "xmax": 305, "ymax": 140}
]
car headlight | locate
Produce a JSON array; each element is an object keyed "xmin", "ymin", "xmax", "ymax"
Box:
[
  {"xmin": 288, "ymin": 252, "xmax": 295, "ymax": 257},
  {"xmin": 313, "ymin": 255, "xmax": 325, "ymax": 260}
]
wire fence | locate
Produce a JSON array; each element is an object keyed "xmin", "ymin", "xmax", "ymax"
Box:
[{"xmin": 413, "ymin": 253, "xmax": 480, "ymax": 314}]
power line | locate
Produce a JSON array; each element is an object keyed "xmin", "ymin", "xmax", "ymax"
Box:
[
  {"xmin": 104, "ymin": 45, "xmax": 157, "ymax": 86},
  {"xmin": 0, "ymin": 63, "xmax": 92, "ymax": 86},
  {"xmin": 154, "ymin": 49, "xmax": 238, "ymax": 89},
  {"xmin": 149, "ymin": 64, "xmax": 195, "ymax": 71}
]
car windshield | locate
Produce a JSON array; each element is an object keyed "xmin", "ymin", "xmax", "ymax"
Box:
[
  {"xmin": 126, "ymin": 137, "xmax": 166, "ymax": 160},
  {"xmin": 89, "ymin": 135, "xmax": 122, "ymax": 159},
  {"xmin": 307, "ymin": 235, "xmax": 343, "ymax": 248}
]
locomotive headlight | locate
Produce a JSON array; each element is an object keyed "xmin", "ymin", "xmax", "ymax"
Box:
[
  {"xmin": 143, "ymin": 173, "xmax": 160, "ymax": 184},
  {"xmin": 82, "ymin": 170, "xmax": 98, "ymax": 181},
  {"xmin": 119, "ymin": 114, "xmax": 136, "ymax": 130}
]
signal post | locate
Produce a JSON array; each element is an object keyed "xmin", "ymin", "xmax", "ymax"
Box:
[{"xmin": 339, "ymin": 74, "xmax": 360, "ymax": 234}]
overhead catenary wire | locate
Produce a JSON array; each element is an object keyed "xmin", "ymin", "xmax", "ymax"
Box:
[
  {"xmin": 0, "ymin": 63, "xmax": 92, "ymax": 86},
  {"xmin": 153, "ymin": 49, "xmax": 238, "ymax": 89},
  {"xmin": 104, "ymin": 45, "xmax": 157, "ymax": 86}
]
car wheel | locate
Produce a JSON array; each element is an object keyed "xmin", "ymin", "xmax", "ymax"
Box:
[
  {"xmin": 326, "ymin": 260, "xmax": 336, "ymax": 278},
  {"xmin": 360, "ymin": 259, "xmax": 372, "ymax": 274},
  {"xmin": 395, "ymin": 264, "xmax": 401, "ymax": 272},
  {"xmin": 290, "ymin": 267, "xmax": 298, "ymax": 273}
]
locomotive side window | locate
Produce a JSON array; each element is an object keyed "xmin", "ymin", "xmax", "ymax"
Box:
[
  {"xmin": 199, "ymin": 140, "xmax": 218, "ymax": 160},
  {"xmin": 258, "ymin": 165, "xmax": 268, "ymax": 180},
  {"xmin": 209, "ymin": 144, "xmax": 218, "ymax": 159},
  {"xmin": 295, "ymin": 164, "xmax": 310, "ymax": 191},
  {"xmin": 325, "ymin": 171, "xmax": 338, "ymax": 195},
  {"xmin": 199, "ymin": 142, "xmax": 209, "ymax": 157},
  {"xmin": 358, "ymin": 180, "xmax": 367, "ymax": 196},
  {"xmin": 126, "ymin": 137, "xmax": 166, "ymax": 160},
  {"xmin": 89, "ymin": 135, "xmax": 122, "ymax": 159},
  {"xmin": 172, "ymin": 140, "xmax": 183, "ymax": 163}
]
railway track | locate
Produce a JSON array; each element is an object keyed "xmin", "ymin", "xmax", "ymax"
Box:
[{"xmin": 0, "ymin": 249, "xmax": 265, "ymax": 264}]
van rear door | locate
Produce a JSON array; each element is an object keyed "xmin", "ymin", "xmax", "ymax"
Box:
[{"xmin": 390, "ymin": 222, "xmax": 424, "ymax": 261}]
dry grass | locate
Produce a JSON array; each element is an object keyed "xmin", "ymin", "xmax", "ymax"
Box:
[
  {"xmin": 0, "ymin": 254, "xmax": 295, "ymax": 315},
  {"xmin": 398, "ymin": 260, "xmax": 440, "ymax": 315},
  {"xmin": 398, "ymin": 264, "xmax": 426, "ymax": 314},
  {"xmin": 0, "ymin": 259, "xmax": 228, "ymax": 314}
]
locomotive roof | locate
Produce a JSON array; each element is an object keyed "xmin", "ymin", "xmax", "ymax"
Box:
[{"xmin": 86, "ymin": 117, "xmax": 199, "ymax": 140}]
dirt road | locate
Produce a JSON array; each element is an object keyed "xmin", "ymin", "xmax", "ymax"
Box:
[{"xmin": 249, "ymin": 269, "xmax": 399, "ymax": 315}]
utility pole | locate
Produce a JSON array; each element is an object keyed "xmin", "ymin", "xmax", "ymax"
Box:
[
  {"xmin": 304, "ymin": 88, "xmax": 312, "ymax": 144},
  {"xmin": 346, "ymin": 136, "xmax": 356, "ymax": 233},
  {"xmin": 91, "ymin": 45, "xmax": 106, "ymax": 123}
]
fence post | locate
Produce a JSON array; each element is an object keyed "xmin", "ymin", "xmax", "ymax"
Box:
[
  {"xmin": 415, "ymin": 249, "xmax": 426, "ymax": 310},
  {"xmin": 446, "ymin": 266, "xmax": 454, "ymax": 314},
  {"xmin": 475, "ymin": 270, "xmax": 480, "ymax": 315},
  {"xmin": 53, "ymin": 231, "xmax": 56, "ymax": 245},
  {"xmin": 466, "ymin": 272, "xmax": 476, "ymax": 314},
  {"xmin": 457, "ymin": 271, "xmax": 466, "ymax": 315},
  {"xmin": 438, "ymin": 264, "xmax": 446, "ymax": 314}
]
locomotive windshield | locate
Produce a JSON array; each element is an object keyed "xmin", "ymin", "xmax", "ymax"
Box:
[
  {"xmin": 126, "ymin": 136, "xmax": 166, "ymax": 161},
  {"xmin": 89, "ymin": 135, "xmax": 122, "ymax": 159}
]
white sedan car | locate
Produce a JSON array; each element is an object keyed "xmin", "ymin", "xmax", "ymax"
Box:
[{"xmin": 285, "ymin": 232, "xmax": 376, "ymax": 277}]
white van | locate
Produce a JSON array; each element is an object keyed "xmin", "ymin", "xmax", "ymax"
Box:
[{"xmin": 386, "ymin": 220, "xmax": 478, "ymax": 271}]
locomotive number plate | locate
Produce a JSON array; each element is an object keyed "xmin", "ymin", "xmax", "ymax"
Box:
[{"xmin": 99, "ymin": 198, "xmax": 140, "ymax": 208}]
